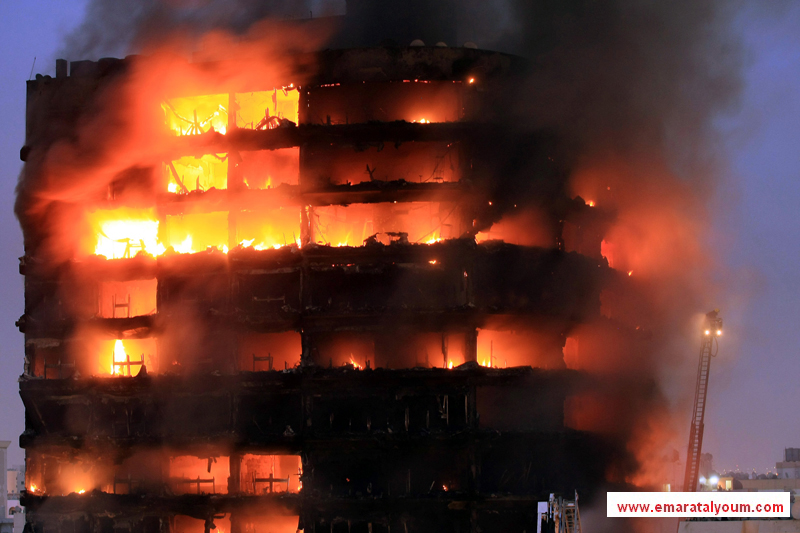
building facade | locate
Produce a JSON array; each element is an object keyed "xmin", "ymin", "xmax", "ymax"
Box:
[{"xmin": 17, "ymin": 43, "xmax": 622, "ymax": 533}]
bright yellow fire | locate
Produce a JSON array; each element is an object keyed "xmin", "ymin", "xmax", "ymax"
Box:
[
  {"xmin": 236, "ymin": 88, "xmax": 299, "ymax": 129},
  {"xmin": 238, "ymin": 238, "xmax": 301, "ymax": 251},
  {"xmin": 166, "ymin": 154, "xmax": 228, "ymax": 193},
  {"xmin": 90, "ymin": 208, "xmax": 307, "ymax": 259},
  {"xmin": 111, "ymin": 340, "xmax": 128, "ymax": 376},
  {"xmin": 235, "ymin": 208, "xmax": 303, "ymax": 250},
  {"xmin": 165, "ymin": 212, "xmax": 229, "ymax": 254},
  {"xmin": 100, "ymin": 338, "xmax": 154, "ymax": 378},
  {"xmin": 163, "ymin": 89, "xmax": 299, "ymax": 136},
  {"xmin": 163, "ymin": 93, "xmax": 228, "ymax": 136},
  {"xmin": 90, "ymin": 208, "xmax": 166, "ymax": 259}
]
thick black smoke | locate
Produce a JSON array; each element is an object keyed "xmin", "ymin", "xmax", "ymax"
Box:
[
  {"xmin": 59, "ymin": 0, "xmax": 343, "ymax": 61},
  {"xmin": 458, "ymin": 4, "xmax": 744, "ymax": 530}
]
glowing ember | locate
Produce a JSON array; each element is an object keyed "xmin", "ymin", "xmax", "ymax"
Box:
[
  {"xmin": 238, "ymin": 237, "xmax": 302, "ymax": 251},
  {"xmin": 77, "ymin": 489, "xmax": 86, "ymax": 494},
  {"xmin": 587, "ymin": 200, "xmax": 595, "ymax": 207},
  {"xmin": 429, "ymin": 260, "xmax": 437, "ymax": 265},
  {"xmin": 627, "ymin": 270, "xmax": 633, "ymax": 276},
  {"xmin": 313, "ymin": 202, "xmax": 455, "ymax": 246}
]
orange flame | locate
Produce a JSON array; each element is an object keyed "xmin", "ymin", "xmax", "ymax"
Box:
[
  {"xmin": 111, "ymin": 340, "xmax": 128, "ymax": 375},
  {"xmin": 348, "ymin": 355, "xmax": 363, "ymax": 370}
]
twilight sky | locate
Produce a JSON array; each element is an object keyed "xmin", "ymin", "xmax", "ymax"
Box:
[{"xmin": 0, "ymin": 0, "xmax": 798, "ymax": 476}]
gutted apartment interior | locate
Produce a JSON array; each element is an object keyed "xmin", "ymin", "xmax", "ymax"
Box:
[{"xmin": 16, "ymin": 14, "xmax": 630, "ymax": 530}]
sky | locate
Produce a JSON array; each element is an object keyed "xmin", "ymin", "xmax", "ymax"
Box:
[
  {"xmin": 703, "ymin": 4, "xmax": 800, "ymax": 475},
  {"xmin": 0, "ymin": 0, "xmax": 798, "ymax": 475},
  {"xmin": 0, "ymin": 0, "xmax": 90, "ymax": 467}
]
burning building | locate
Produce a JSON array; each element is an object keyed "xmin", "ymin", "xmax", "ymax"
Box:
[{"xmin": 13, "ymin": 6, "xmax": 665, "ymax": 531}]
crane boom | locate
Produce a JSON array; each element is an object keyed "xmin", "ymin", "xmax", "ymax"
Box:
[{"xmin": 682, "ymin": 310, "xmax": 722, "ymax": 492}]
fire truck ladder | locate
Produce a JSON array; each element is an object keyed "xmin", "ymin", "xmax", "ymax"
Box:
[
  {"xmin": 548, "ymin": 491, "xmax": 582, "ymax": 533},
  {"xmin": 561, "ymin": 497, "xmax": 582, "ymax": 533},
  {"xmin": 682, "ymin": 310, "xmax": 723, "ymax": 493}
]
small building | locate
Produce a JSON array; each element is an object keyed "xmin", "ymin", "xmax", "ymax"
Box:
[
  {"xmin": 0, "ymin": 442, "xmax": 12, "ymax": 533},
  {"xmin": 777, "ymin": 449, "xmax": 800, "ymax": 480}
]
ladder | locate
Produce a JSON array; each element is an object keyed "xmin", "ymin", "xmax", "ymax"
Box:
[
  {"xmin": 562, "ymin": 498, "xmax": 582, "ymax": 533},
  {"xmin": 682, "ymin": 310, "xmax": 722, "ymax": 492},
  {"xmin": 549, "ymin": 492, "xmax": 582, "ymax": 533},
  {"xmin": 112, "ymin": 293, "xmax": 131, "ymax": 318}
]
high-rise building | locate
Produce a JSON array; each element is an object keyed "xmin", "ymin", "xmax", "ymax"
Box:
[{"xmin": 18, "ymin": 13, "xmax": 617, "ymax": 533}]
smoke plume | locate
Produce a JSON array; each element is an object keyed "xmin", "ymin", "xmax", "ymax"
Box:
[
  {"xmin": 58, "ymin": 0, "xmax": 342, "ymax": 61},
  {"xmin": 460, "ymin": 3, "xmax": 745, "ymax": 528}
]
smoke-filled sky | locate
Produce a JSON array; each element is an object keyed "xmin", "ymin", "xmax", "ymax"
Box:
[{"xmin": 0, "ymin": 0, "xmax": 798, "ymax": 481}]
